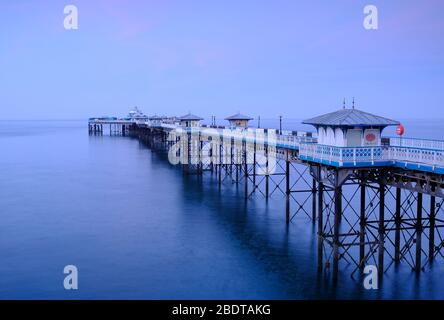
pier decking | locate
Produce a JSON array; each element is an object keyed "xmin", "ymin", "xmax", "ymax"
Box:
[{"xmin": 89, "ymin": 108, "xmax": 444, "ymax": 281}]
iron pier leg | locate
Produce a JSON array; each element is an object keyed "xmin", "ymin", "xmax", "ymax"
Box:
[
  {"xmin": 252, "ymin": 142, "xmax": 256, "ymax": 194},
  {"xmin": 235, "ymin": 139, "xmax": 239, "ymax": 184},
  {"xmin": 429, "ymin": 185, "xmax": 436, "ymax": 263},
  {"xmin": 218, "ymin": 144, "xmax": 222, "ymax": 187},
  {"xmin": 338, "ymin": 186, "xmax": 342, "ymax": 223},
  {"xmin": 230, "ymin": 142, "xmax": 233, "ymax": 181},
  {"xmin": 209, "ymin": 144, "xmax": 213, "ymax": 174},
  {"xmin": 415, "ymin": 192, "xmax": 423, "ymax": 272},
  {"xmin": 333, "ymin": 180, "xmax": 342, "ymax": 280},
  {"xmin": 312, "ymin": 178, "xmax": 317, "ymax": 223},
  {"xmin": 317, "ymin": 181, "xmax": 324, "ymax": 272},
  {"xmin": 265, "ymin": 146, "xmax": 269, "ymax": 198},
  {"xmin": 199, "ymin": 138, "xmax": 203, "ymax": 175},
  {"xmin": 244, "ymin": 141, "xmax": 248, "ymax": 199},
  {"xmin": 285, "ymin": 159, "xmax": 290, "ymax": 224},
  {"xmin": 378, "ymin": 182, "xmax": 385, "ymax": 277},
  {"xmin": 395, "ymin": 187, "xmax": 401, "ymax": 263},
  {"xmin": 360, "ymin": 177, "xmax": 366, "ymax": 270}
]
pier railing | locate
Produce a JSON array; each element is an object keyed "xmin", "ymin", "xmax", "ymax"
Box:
[
  {"xmin": 389, "ymin": 137, "xmax": 444, "ymax": 150},
  {"xmin": 163, "ymin": 124, "xmax": 316, "ymax": 149},
  {"xmin": 388, "ymin": 146, "xmax": 444, "ymax": 167},
  {"xmin": 276, "ymin": 134, "xmax": 316, "ymax": 149},
  {"xmin": 299, "ymin": 143, "xmax": 444, "ymax": 169},
  {"xmin": 299, "ymin": 144, "xmax": 388, "ymax": 166}
]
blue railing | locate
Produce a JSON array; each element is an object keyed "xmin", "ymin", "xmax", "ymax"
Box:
[
  {"xmin": 298, "ymin": 144, "xmax": 389, "ymax": 166},
  {"xmin": 299, "ymin": 142, "xmax": 444, "ymax": 173},
  {"xmin": 388, "ymin": 136, "xmax": 444, "ymax": 151}
]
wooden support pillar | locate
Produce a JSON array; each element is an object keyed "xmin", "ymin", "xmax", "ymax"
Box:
[
  {"xmin": 378, "ymin": 182, "xmax": 385, "ymax": 277},
  {"xmin": 359, "ymin": 177, "xmax": 366, "ymax": 270},
  {"xmin": 415, "ymin": 192, "xmax": 423, "ymax": 272},
  {"xmin": 429, "ymin": 185, "xmax": 436, "ymax": 263},
  {"xmin": 394, "ymin": 187, "xmax": 401, "ymax": 263}
]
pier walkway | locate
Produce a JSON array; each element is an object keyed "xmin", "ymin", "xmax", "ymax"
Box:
[{"xmin": 89, "ymin": 118, "xmax": 444, "ymax": 175}]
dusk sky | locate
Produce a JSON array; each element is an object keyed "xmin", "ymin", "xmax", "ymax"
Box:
[{"xmin": 1, "ymin": 0, "xmax": 443, "ymax": 120}]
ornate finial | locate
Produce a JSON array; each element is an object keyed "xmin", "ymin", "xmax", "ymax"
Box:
[
  {"xmin": 343, "ymin": 98, "xmax": 346, "ymax": 109},
  {"xmin": 352, "ymin": 97, "xmax": 355, "ymax": 109}
]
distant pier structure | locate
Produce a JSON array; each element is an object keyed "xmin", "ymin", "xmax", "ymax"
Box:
[
  {"xmin": 225, "ymin": 113, "xmax": 253, "ymax": 129},
  {"xmin": 89, "ymin": 105, "xmax": 444, "ymax": 281}
]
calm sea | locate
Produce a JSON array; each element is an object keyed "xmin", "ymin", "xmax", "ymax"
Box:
[{"xmin": 0, "ymin": 119, "xmax": 443, "ymax": 299}]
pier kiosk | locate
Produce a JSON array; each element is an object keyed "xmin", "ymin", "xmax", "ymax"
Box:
[
  {"xmin": 178, "ymin": 113, "xmax": 204, "ymax": 174},
  {"xmin": 225, "ymin": 113, "xmax": 253, "ymax": 129},
  {"xmin": 300, "ymin": 107, "xmax": 399, "ymax": 167},
  {"xmin": 178, "ymin": 113, "xmax": 203, "ymax": 128},
  {"xmin": 303, "ymin": 107, "xmax": 399, "ymax": 148}
]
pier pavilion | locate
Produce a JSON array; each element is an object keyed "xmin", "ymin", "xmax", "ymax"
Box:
[
  {"xmin": 299, "ymin": 107, "xmax": 399, "ymax": 168},
  {"xmin": 225, "ymin": 113, "xmax": 253, "ymax": 129},
  {"xmin": 178, "ymin": 113, "xmax": 203, "ymax": 128},
  {"xmin": 303, "ymin": 107, "xmax": 399, "ymax": 147}
]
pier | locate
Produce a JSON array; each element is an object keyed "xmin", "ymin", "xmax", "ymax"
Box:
[{"xmin": 89, "ymin": 107, "xmax": 444, "ymax": 281}]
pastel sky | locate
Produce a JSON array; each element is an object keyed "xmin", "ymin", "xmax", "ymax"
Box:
[{"xmin": 0, "ymin": 0, "xmax": 443, "ymax": 120}]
